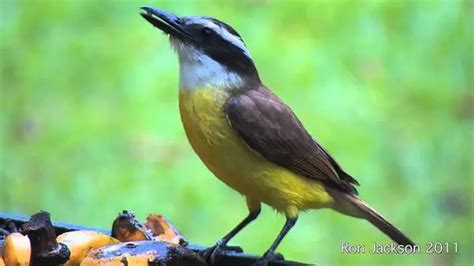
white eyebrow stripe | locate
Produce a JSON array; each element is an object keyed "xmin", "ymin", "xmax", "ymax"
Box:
[{"xmin": 195, "ymin": 18, "xmax": 252, "ymax": 59}]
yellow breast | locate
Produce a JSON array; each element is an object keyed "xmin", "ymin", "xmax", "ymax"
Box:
[{"xmin": 179, "ymin": 87, "xmax": 334, "ymax": 213}]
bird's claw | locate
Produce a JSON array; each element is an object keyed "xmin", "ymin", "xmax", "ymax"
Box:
[
  {"xmin": 208, "ymin": 243, "xmax": 223, "ymax": 265},
  {"xmin": 199, "ymin": 241, "xmax": 243, "ymax": 265},
  {"xmin": 254, "ymin": 252, "xmax": 284, "ymax": 266}
]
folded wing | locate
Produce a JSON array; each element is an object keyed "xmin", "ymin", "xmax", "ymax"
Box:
[{"xmin": 224, "ymin": 86, "xmax": 359, "ymax": 195}]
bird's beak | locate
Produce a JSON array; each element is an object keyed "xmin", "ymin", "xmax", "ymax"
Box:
[{"xmin": 140, "ymin": 6, "xmax": 193, "ymax": 41}]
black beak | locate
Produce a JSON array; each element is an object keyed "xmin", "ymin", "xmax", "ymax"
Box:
[{"xmin": 140, "ymin": 6, "xmax": 193, "ymax": 41}]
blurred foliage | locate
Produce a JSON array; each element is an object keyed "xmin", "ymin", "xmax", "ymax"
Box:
[{"xmin": 0, "ymin": 0, "xmax": 473, "ymax": 265}]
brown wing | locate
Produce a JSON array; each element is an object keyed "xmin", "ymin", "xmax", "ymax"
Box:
[{"xmin": 224, "ymin": 86, "xmax": 359, "ymax": 195}]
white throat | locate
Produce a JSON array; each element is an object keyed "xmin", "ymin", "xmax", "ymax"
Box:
[{"xmin": 172, "ymin": 41, "xmax": 244, "ymax": 91}]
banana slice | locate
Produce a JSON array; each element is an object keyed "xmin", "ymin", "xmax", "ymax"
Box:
[
  {"xmin": 57, "ymin": 230, "xmax": 119, "ymax": 266},
  {"xmin": 145, "ymin": 214, "xmax": 187, "ymax": 245},
  {"xmin": 2, "ymin": 232, "xmax": 31, "ymax": 266},
  {"xmin": 111, "ymin": 211, "xmax": 151, "ymax": 242},
  {"xmin": 80, "ymin": 241, "xmax": 205, "ymax": 266}
]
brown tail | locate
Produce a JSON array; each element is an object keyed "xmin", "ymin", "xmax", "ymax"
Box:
[{"xmin": 332, "ymin": 191, "xmax": 415, "ymax": 246}]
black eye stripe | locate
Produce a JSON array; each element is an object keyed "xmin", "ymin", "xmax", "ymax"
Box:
[
  {"xmin": 183, "ymin": 17, "xmax": 259, "ymax": 81},
  {"xmin": 202, "ymin": 27, "xmax": 213, "ymax": 35}
]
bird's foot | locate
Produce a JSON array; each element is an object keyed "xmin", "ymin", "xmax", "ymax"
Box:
[
  {"xmin": 254, "ymin": 252, "xmax": 284, "ymax": 266},
  {"xmin": 199, "ymin": 240, "xmax": 242, "ymax": 265}
]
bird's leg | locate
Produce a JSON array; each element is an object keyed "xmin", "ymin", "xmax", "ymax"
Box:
[
  {"xmin": 213, "ymin": 209, "xmax": 260, "ymax": 248},
  {"xmin": 255, "ymin": 215, "xmax": 298, "ymax": 266},
  {"xmin": 202, "ymin": 198, "xmax": 261, "ymax": 264}
]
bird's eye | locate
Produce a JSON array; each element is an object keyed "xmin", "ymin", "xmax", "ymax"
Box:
[{"xmin": 202, "ymin": 27, "xmax": 213, "ymax": 36}]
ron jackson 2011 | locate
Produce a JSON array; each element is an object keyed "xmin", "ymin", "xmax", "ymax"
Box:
[{"xmin": 341, "ymin": 242, "xmax": 421, "ymax": 254}]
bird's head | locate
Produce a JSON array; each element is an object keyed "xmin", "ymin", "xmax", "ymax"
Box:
[{"xmin": 140, "ymin": 7, "xmax": 260, "ymax": 90}]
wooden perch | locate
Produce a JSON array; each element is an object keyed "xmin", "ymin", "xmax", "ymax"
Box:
[{"xmin": 0, "ymin": 212, "xmax": 312, "ymax": 266}]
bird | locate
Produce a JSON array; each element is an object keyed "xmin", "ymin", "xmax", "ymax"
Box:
[{"xmin": 140, "ymin": 6, "xmax": 415, "ymax": 265}]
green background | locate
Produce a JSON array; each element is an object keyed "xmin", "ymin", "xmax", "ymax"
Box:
[{"xmin": 1, "ymin": 0, "xmax": 472, "ymax": 265}]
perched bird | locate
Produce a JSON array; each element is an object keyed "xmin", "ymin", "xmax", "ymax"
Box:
[{"xmin": 140, "ymin": 7, "xmax": 414, "ymax": 265}]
